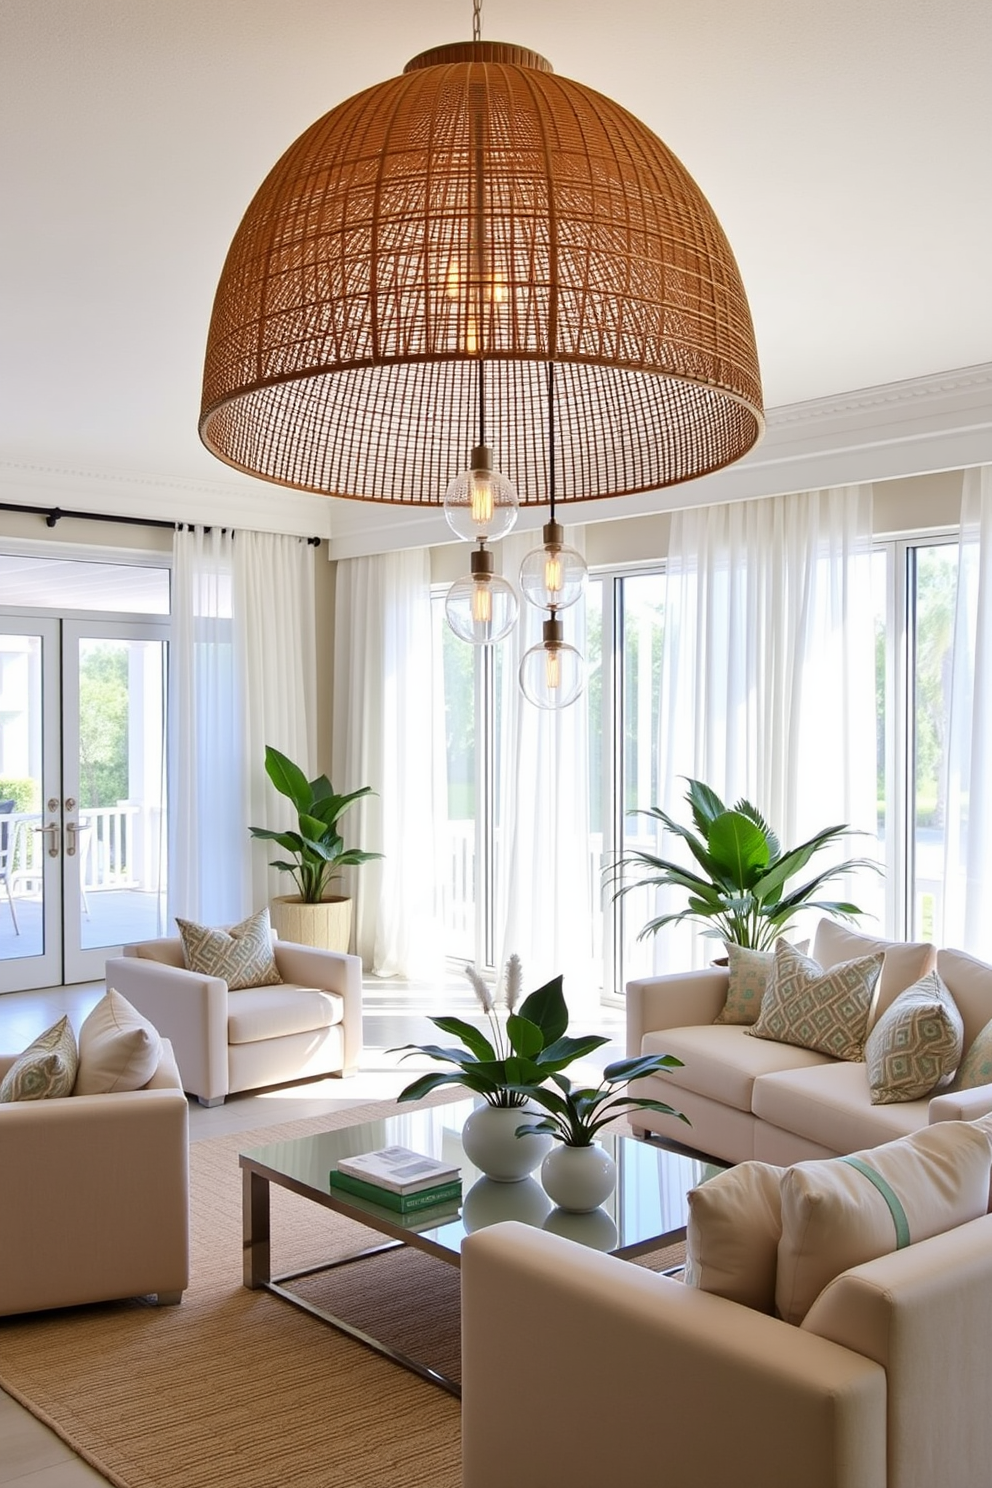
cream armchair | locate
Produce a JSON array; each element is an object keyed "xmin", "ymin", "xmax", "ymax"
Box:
[
  {"xmin": 105, "ymin": 936, "xmax": 363, "ymax": 1105},
  {"xmin": 0, "ymin": 1039, "xmax": 189, "ymax": 1316}
]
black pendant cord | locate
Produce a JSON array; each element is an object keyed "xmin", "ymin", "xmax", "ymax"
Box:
[{"xmin": 547, "ymin": 360, "xmax": 556, "ymax": 523}]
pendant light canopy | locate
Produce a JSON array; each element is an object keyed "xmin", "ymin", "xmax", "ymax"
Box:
[{"xmin": 199, "ymin": 39, "xmax": 763, "ymax": 507}]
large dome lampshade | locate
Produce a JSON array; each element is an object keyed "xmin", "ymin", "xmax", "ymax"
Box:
[{"xmin": 199, "ymin": 40, "xmax": 763, "ymax": 507}]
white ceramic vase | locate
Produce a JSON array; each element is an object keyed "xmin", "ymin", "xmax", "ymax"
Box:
[
  {"xmin": 460, "ymin": 1102, "xmax": 553, "ymax": 1183},
  {"xmin": 462, "ymin": 1176, "xmax": 553, "ymax": 1232},
  {"xmin": 540, "ymin": 1142, "xmax": 617, "ymax": 1213}
]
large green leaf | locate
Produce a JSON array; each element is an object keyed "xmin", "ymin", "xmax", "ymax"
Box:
[
  {"xmin": 684, "ymin": 777, "xmax": 727, "ymax": 834},
  {"xmin": 537, "ymin": 1033, "xmax": 611, "ymax": 1071},
  {"xmin": 426, "ymin": 1017, "xmax": 496, "ymax": 1062},
  {"xmin": 706, "ymin": 811, "xmax": 770, "ymax": 888},
  {"xmin": 732, "ymin": 797, "xmax": 781, "ymax": 863},
  {"xmin": 505, "ymin": 1013, "xmax": 544, "ymax": 1059},
  {"xmin": 517, "ymin": 976, "xmax": 568, "ymax": 1045},
  {"xmin": 603, "ymin": 1053, "xmax": 683, "ymax": 1083},
  {"xmin": 264, "ymin": 745, "xmax": 312, "ymax": 813}
]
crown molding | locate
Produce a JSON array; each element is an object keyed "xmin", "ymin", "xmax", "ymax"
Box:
[{"xmin": 2, "ymin": 362, "xmax": 990, "ymax": 558}]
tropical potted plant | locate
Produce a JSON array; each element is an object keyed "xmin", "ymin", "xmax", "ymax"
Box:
[
  {"xmin": 392, "ymin": 958, "xmax": 612, "ymax": 1182},
  {"xmin": 609, "ymin": 777, "xmax": 877, "ymax": 951},
  {"xmin": 249, "ymin": 744, "xmax": 382, "ymax": 952},
  {"xmin": 512, "ymin": 1058, "xmax": 688, "ymax": 1212}
]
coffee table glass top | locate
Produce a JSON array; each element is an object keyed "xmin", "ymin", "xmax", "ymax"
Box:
[{"xmin": 242, "ymin": 1097, "xmax": 725, "ymax": 1258}]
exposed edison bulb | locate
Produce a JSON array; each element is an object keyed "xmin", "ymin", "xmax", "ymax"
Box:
[
  {"xmin": 445, "ymin": 545, "xmax": 518, "ymax": 646},
  {"xmin": 444, "ymin": 444, "xmax": 519, "ymax": 543},
  {"xmin": 519, "ymin": 616, "xmax": 584, "ymax": 708},
  {"xmin": 519, "ymin": 520, "xmax": 588, "ymax": 611}
]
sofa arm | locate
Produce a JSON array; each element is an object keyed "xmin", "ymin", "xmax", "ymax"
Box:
[
  {"xmin": 928, "ymin": 1082, "xmax": 992, "ymax": 1123},
  {"xmin": 626, "ymin": 968, "xmax": 729, "ymax": 1056},
  {"xmin": 105, "ymin": 954, "xmax": 229, "ymax": 1102},
  {"xmin": 274, "ymin": 941, "xmax": 363, "ymax": 1073},
  {"xmin": 462, "ymin": 1223, "xmax": 885, "ymax": 1488},
  {"xmin": 0, "ymin": 1065, "xmax": 189, "ymax": 1315}
]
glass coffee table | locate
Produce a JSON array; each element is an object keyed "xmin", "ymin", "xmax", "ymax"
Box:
[{"xmin": 240, "ymin": 1098, "xmax": 725, "ymax": 1396}]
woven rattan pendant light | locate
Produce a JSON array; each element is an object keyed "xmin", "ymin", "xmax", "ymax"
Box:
[{"xmin": 199, "ymin": 30, "xmax": 764, "ymax": 507}]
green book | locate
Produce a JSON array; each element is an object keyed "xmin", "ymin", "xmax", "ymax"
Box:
[{"xmin": 329, "ymin": 1169, "xmax": 462, "ymax": 1213}]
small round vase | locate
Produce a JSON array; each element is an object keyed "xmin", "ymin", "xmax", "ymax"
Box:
[
  {"xmin": 540, "ymin": 1142, "xmax": 617, "ymax": 1213},
  {"xmin": 461, "ymin": 1102, "xmax": 553, "ymax": 1183}
]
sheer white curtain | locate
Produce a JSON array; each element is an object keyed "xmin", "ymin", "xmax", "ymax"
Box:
[
  {"xmin": 493, "ymin": 528, "xmax": 598, "ymax": 1019},
  {"xmin": 169, "ymin": 527, "xmax": 317, "ymax": 925},
  {"xmin": 650, "ymin": 486, "xmax": 878, "ymax": 972},
  {"xmin": 332, "ymin": 549, "xmax": 444, "ymax": 978},
  {"xmin": 942, "ymin": 465, "xmax": 992, "ymax": 956}
]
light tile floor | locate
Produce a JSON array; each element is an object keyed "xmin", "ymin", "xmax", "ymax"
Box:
[{"xmin": 0, "ymin": 976, "xmax": 624, "ymax": 1484}]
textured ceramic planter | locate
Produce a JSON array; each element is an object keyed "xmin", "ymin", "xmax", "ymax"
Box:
[
  {"xmin": 540, "ymin": 1142, "xmax": 617, "ymax": 1213},
  {"xmin": 461, "ymin": 1102, "xmax": 554, "ymax": 1183},
  {"xmin": 269, "ymin": 895, "xmax": 353, "ymax": 953}
]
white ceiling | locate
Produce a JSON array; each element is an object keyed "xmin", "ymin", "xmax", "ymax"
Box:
[{"xmin": 1, "ymin": 0, "xmax": 990, "ymax": 544}]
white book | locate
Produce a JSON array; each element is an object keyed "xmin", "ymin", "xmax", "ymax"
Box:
[{"xmin": 336, "ymin": 1146, "xmax": 462, "ymax": 1195}]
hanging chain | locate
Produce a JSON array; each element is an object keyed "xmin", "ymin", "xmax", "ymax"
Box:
[{"xmin": 472, "ymin": 0, "xmax": 482, "ymax": 42}]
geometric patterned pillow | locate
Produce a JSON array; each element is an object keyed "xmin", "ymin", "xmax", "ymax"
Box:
[
  {"xmin": 955, "ymin": 1015, "xmax": 992, "ymax": 1091},
  {"xmin": 865, "ymin": 970, "xmax": 964, "ymax": 1104},
  {"xmin": 176, "ymin": 907, "xmax": 281, "ymax": 991},
  {"xmin": 0, "ymin": 1014, "xmax": 79, "ymax": 1102},
  {"xmin": 747, "ymin": 939, "xmax": 883, "ymax": 1061},
  {"xmin": 714, "ymin": 940, "xmax": 810, "ymax": 1026}
]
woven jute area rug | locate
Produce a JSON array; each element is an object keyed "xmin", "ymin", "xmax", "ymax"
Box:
[{"xmin": 0, "ymin": 1100, "xmax": 685, "ymax": 1488}]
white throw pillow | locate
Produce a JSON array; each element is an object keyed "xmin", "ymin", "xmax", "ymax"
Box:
[
  {"xmin": 74, "ymin": 989, "xmax": 163, "ymax": 1095},
  {"xmin": 775, "ymin": 1121, "xmax": 992, "ymax": 1325},
  {"xmin": 685, "ymin": 1161, "xmax": 785, "ymax": 1313}
]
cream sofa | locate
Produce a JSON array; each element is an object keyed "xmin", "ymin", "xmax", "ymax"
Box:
[
  {"xmin": 105, "ymin": 936, "xmax": 363, "ymax": 1106},
  {"xmin": 626, "ymin": 922, "xmax": 992, "ymax": 1165},
  {"xmin": 0, "ymin": 1038, "xmax": 189, "ymax": 1315},
  {"xmin": 461, "ymin": 1210, "xmax": 992, "ymax": 1488}
]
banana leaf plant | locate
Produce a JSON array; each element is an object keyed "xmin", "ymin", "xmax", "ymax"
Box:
[
  {"xmin": 249, "ymin": 744, "xmax": 382, "ymax": 903},
  {"xmin": 392, "ymin": 966, "xmax": 610, "ymax": 1110},
  {"xmin": 608, "ymin": 777, "xmax": 878, "ymax": 952},
  {"xmin": 511, "ymin": 1057, "xmax": 689, "ymax": 1147}
]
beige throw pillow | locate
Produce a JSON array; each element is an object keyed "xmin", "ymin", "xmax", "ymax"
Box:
[
  {"xmin": 714, "ymin": 940, "xmax": 808, "ymax": 1026},
  {"xmin": 176, "ymin": 906, "xmax": 281, "ymax": 990},
  {"xmin": 685, "ymin": 1161, "xmax": 785, "ymax": 1313},
  {"xmin": 775, "ymin": 1121, "xmax": 992, "ymax": 1325},
  {"xmin": 864, "ymin": 970, "xmax": 964, "ymax": 1104},
  {"xmin": 74, "ymin": 989, "xmax": 163, "ymax": 1095},
  {"xmin": 0, "ymin": 1015, "xmax": 79, "ymax": 1102},
  {"xmin": 748, "ymin": 940, "xmax": 882, "ymax": 1060}
]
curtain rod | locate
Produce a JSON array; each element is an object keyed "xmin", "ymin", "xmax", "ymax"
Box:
[{"xmin": 0, "ymin": 500, "xmax": 322, "ymax": 546}]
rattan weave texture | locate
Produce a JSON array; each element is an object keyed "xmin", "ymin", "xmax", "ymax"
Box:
[{"xmin": 200, "ymin": 41, "xmax": 763, "ymax": 505}]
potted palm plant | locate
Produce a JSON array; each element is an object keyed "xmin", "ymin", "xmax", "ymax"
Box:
[
  {"xmin": 249, "ymin": 745, "xmax": 382, "ymax": 952},
  {"xmin": 609, "ymin": 777, "xmax": 877, "ymax": 951},
  {"xmin": 512, "ymin": 1058, "xmax": 688, "ymax": 1211}
]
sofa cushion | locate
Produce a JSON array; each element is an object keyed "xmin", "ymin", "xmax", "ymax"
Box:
[
  {"xmin": 714, "ymin": 940, "xmax": 807, "ymax": 1027},
  {"xmin": 0, "ymin": 1015, "xmax": 79, "ymax": 1102},
  {"xmin": 226, "ymin": 985, "xmax": 344, "ymax": 1045},
  {"xmin": 748, "ymin": 941, "xmax": 882, "ymax": 1061},
  {"xmin": 641, "ymin": 1024, "xmax": 834, "ymax": 1115},
  {"xmin": 752, "ymin": 1059, "xmax": 929, "ymax": 1152},
  {"xmin": 936, "ymin": 947, "xmax": 992, "ymax": 1052},
  {"xmin": 813, "ymin": 919, "xmax": 936, "ymax": 1024},
  {"xmin": 177, "ymin": 907, "xmax": 282, "ymax": 990},
  {"xmin": 954, "ymin": 1016, "xmax": 992, "ymax": 1092},
  {"xmin": 864, "ymin": 971, "xmax": 964, "ymax": 1104},
  {"xmin": 74, "ymin": 989, "xmax": 163, "ymax": 1095},
  {"xmin": 775, "ymin": 1120, "xmax": 992, "ymax": 1325},
  {"xmin": 685, "ymin": 1160, "xmax": 785, "ymax": 1313}
]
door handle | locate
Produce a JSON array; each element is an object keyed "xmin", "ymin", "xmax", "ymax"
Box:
[
  {"xmin": 65, "ymin": 821, "xmax": 78, "ymax": 857},
  {"xmin": 33, "ymin": 821, "xmax": 60, "ymax": 857}
]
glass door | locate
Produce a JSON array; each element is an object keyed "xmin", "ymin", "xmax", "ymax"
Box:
[{"xmin": 0, "ymin": 615, "xmax": 167, "ymax": 990}]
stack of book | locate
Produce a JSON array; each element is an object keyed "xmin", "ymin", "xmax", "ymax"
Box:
[{"xmin": 330, "ymin": 1146, "xmax": 462, "ymax": 1216}]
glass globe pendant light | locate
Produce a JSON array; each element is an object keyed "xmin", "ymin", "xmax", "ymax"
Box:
[
  {"xmin": 445, "ymin": 541, "xmax": 518, "ymax": 645},
  {"xmin": 518, "ymin": 362, "xmax": 585, "ymax": 708}
]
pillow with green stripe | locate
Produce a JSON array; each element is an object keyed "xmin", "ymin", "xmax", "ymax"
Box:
[
  {"xmin": 0, "ymin": 1015, "xmax": 79, "ymax": 1102},
  {"xmin": 775, "ymin": 1120, "xmax": 992, "ymax": 1325}
]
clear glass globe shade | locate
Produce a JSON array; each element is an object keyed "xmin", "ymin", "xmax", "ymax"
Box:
[
  {"xmin": 518, "ymin": 640, "xmax": 584, "ymax": 709},
  {"xmin": 444, "ymin": 464, "xmax": 519, "ymax": 543},
  {"xmin": 445, "ymin": 572, "xmax": 518, "ymax": 645},
  {"xmin": 519, "ymin": 541, "xmax": 588, "ymax": 611}
]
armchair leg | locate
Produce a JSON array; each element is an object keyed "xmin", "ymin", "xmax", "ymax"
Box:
[
  {"xmin": 197, "ymin": 1094, "xmax": 226, "ymax": 1108},
  {"xmin": 154, "ymin": 1290, "xmax": 183, "ymax": 1306}
]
